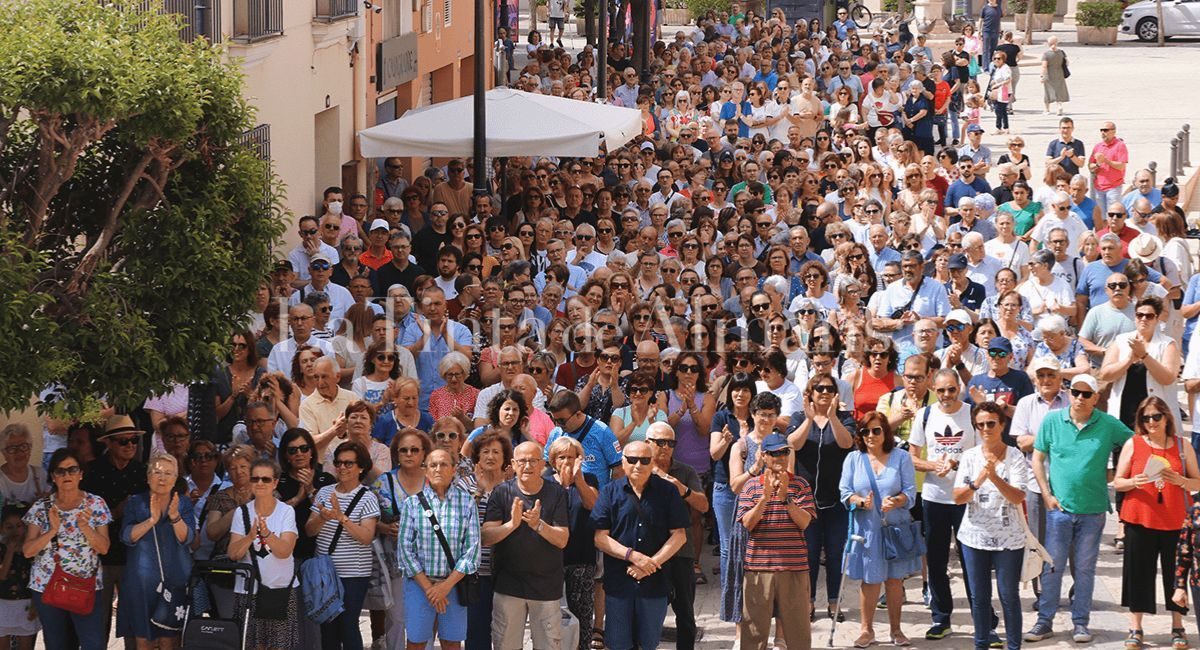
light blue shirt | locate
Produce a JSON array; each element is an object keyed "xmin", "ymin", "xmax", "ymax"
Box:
[
  {"xmin": 400, "ymin": 319, "xmax": 472, "ymax": 411},
  {"xmin": 1121, "ymin": 187, "xmax": 1162, "ymax": 212},
  {"xmin": 875, "ymin": 277, "xmax": 952, "ymax": 346}
]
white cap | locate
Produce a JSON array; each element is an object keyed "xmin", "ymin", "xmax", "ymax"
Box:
[
  {"xmin": 1071, "ymin": 374, "xmax": 1099, "ymax": 392},
  {"xmin": 1028, "ymin": 356, "xmax": 1062, "ymax": 373},
  {"xmin": 945, "ymin": 309, "xmax": 973, "ymax": 325},
  {"xmin": 369, "ymin": 218, "xmax": 390, "ymax": 231}
]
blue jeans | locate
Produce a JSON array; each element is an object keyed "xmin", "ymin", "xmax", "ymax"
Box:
[
  {"xmin": 465, "ymin": 574, "xmax": 495, "ymax": 650},
  {"xmin": 982, "ymin": 32, "xmax": 1000, "ymax": 65},
  {"xmin": 713, "ymin": 482, "xmax": 737, "ymax": 593},
  {"xmin": 962, "ymin": 546, "xmax": 1023, "ymax": 650},
  {"xmin": 994, "ymin": 102, "xmax": 1009, "ymax": 130},
  {"xmin": 1091, "ymin": 186, "xmax": 1123, "ymax": 212},
  {"xmin": 1037, "ymin": 509, "xmax": 1105, "ymax": 627},
  {"xmin": 806, "ymin": 502, "xmax": 849, "ymax": 605},
  {"xmin": 926, "ymin": 501, "xmax": 989, "ymax": 628},
  {"xmin": 33, "ymin": 590, "xmax": 108, "ymax": 650},
  {"xmin": 322, "ymin": 576, "xmax": 370, "ymax": 650},
  {"xmin": 933, "ymin": 113, "xmax": 949, "ymax": 146},
  {"xmin": 604, "ymin": 590, "xmax": 669, "ymax": 650},
  {"xmin": 949, "ymin": 109, "xmax": 961, "ymax": 143}
]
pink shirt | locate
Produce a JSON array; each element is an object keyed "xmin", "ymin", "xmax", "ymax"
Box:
[{"xmin": 1090, "ymin": 137, "xmax": 1128, "ymax": 191}]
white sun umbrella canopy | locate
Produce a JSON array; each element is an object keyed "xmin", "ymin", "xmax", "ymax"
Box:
[{"xmin": 357, "ymin": 87, "xmax": 643, "ymax": 159}]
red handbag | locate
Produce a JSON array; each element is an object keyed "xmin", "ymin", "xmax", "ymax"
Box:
[{"xmin": 42, "ymin": 541, "xmax": 96, "ymax": 615}]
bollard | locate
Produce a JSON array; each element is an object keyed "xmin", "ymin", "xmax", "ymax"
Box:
[
  {"xmin": 1184, "ymin": 124, "xmax": 1191, "ymax": 167},
  {"xmin": 1148, "ymin": 161, "xmax": 1158, "ymax": 186},
  {"xmin": 1171, "ymin": 138, "xmax": 1181, "ymax": 179}
]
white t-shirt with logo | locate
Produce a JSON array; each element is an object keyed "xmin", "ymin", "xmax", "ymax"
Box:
[
  {"xmin": 909, "ymin": 402, "xmax": 978, "ymax": 505},
  {"xmin": 231, "ymin": 500, "xmax": 299, "ymax": 593}
]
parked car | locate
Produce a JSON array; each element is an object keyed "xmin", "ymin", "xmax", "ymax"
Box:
[{"xmin": 1121, "ymin": 0, "xmax": 1200, "ymax": 41}]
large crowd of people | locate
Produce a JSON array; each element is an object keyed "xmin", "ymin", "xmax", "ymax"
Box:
[{"xmin": 2, "ymin": 3, "xmax": 1200, "ymax": 650}]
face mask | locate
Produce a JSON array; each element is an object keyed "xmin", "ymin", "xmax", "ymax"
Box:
[{"xmin": 328, "ymin": 201, "xmax": 343, "ymax": 216}]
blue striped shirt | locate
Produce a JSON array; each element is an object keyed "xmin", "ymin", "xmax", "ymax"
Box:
[{"xmin": 397, "ymin": 484, "xmax": 480, "ymax": 579}]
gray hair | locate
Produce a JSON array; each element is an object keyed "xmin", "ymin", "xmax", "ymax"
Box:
[
  {"xmin": 665, "ymin": 218, "xmax": 686, "ymax": 233},
  {"xmin": 762, "ymin": 275, "xmax": 788, "ymax": 296},
  {"xmin": 438, "ymin": 351, "xmax": 471, "ymax": 377},
  {"xmin": 957, "ymin": 196, "xmax": 976, "ymax": 209},
  {"xmin": 1037, "ymin": 314, "xmax": 1069, "ymax": 335},
  {"xmin": 302, "ymin": 291, "xmax": 330, "ymax": 309},
  {"xmin": 0, "ymin": 423, "xmax": 31, "ymax": 449},
  {"xmin": 1099, "ymin": 232, "xmax": 1123, "ymax": 246},
  {"xmin": 962, "ymin": 232, "xmax": 984, "ymax": 248},
  {"xmin": 382, "ymin": 196, "xmax": 404, "ymax": 211},
  {"xmin": 1031, "ymin": 249, "xmax": 1056, "ymax": 267},
  {"xmin": 340, "ymin": 236, "xmax": 363, "ymax": 255}
]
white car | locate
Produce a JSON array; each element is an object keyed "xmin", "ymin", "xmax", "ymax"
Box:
[{"xmin": 1121, "ymin": 0, "xmax": 1200, "ymax": 41}]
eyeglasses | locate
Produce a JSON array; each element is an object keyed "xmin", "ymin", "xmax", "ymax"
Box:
[
  {"xmin": 945, "ymin": 323, "xmax": 966, "ymax": 333},
  {"xmin": 647, "ymin": 438, "xmax": 678, "ymax": 448},
  {"xmin": 599, "ymin": 353, "xmax": 622, "ymax": 363},
  {"xmin": 988, "ymin": 349, "xmax": 1010, "ymax": 358},
  {"xmin": 1107, "ymin": 212, "xmax": 1125, "ymax": 219},
  {"xmin": 52, "ymin": 465, "xmax": 82, "ymax": 477},
  {"xmin": 286, "ymin": 444, "xmax": 313, "ymax": 455},
  {"xmin": 249, "ymin": 476, "xmax": 275, "ymax": 484},
  {"xmin": 676, "ymin": 364, "xmax": 702, "ymax": 373},
  {"xmin": 1135, "ymin": 311, "xmax": 1157, "ymax": 320},
  {"xmin": 751, "ymin": 303, "xmax": 771, "ymax": 312},
  {"xmin": 858, "ymin": 426, "xmax": 884, "ymax": 437},
  {"xmin": 310, "ymin": 261, "xmax": 332, "ymax": 271},
  {"xmin": 797, "ymin": 309, "xmax": 818, "ymax": 316},
  {"xmin": 301, "ymin": 228, "xmax": 319, "ymax": 236},
  {"xmin": 813, "ymin": 384, "xmax": 838, "ymax": 394},
  {"xmin": 190, "ymin": 453, "xmax": 217, "ymax": 462},
  {"xmin": 1140, "ymin": 412, "xmax": 1166, "ymax": 424},
  {"xmin": 332, "ymin": 459, "xmax": 359, "ymax": 468},
  {"xmin": 1107, "ymin": 281, "xmax": 1130, "ymax": 290},
  {"xmin": 624, "ymin": 455, "xmax": 653, "ymax": 465},
  {"xmin": 975, "ymin": 420, "xmax": 1001, "ymax": 430},
  {"xmin": 110, "ymin": 437, "xmax": 139, "ymax": 447},
  {"xmin": 1070, "ymin": 388, "xmax": 1095, "ymax": 399},
  {"xmin": 430, "ymin": 209, "xmax": 449, "ymax": 217}
]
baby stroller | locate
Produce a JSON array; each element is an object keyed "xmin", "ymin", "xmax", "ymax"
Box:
[{"xmin": 181, "ymin": 560, "xmax": 255, "ymax": 649}]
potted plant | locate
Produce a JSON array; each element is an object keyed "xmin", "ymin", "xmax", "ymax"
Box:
[
  {"xmin": 1076, "ymin": 0, "xmax": 1122, "ymax": 44},
  {"xmin": 1012, "ymin": 0, "xmax": 1056, "ymax": 30},
  {"xmin": 663, "ymin": 0, "xmax": 692, "ymax": 25},
  {"xmin": 535, "ymin": 0, "xmax": 548, "ymax": 23}
]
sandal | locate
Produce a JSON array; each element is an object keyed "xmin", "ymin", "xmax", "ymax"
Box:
[
  {"xmin": 1124, "ymin": 629, "xmax": 1144, "ymax": 650},
  {"xmin": 590, "ymin": 630, "xmax": 605, "ymax": 650},
  {"xmin": 1115, "ymin": 537, "xmax": 1126, "ymax": 552},
  {"xmin": 853, "ymin": 632, "xmax": 876, "ymax": 648},
  {"xmin": 1173, "ymin": 627, "xmax": 1189, "ymax": 650},
  {"xmin": 693, "ymin": 567, "xmax": 707, "ymax": 585},
  {"xmin": 829, "ymin": 606, "xmax": 846, "ymax": 623}
]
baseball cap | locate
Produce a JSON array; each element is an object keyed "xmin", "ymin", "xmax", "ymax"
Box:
[
  {"xmin": 1071, "ymin": 374, "xmax": 1099, "ymax": 392},
  {"xmin": 947, "ymin": 253, "xmax": 968, "ymax": 270},
  {"xmin": 310, "ymin": 251, "xmax": 333, "ymax": 265},
  {"xmin": 640, "ymin": 142, "xmax": 656, "ymax": 152},
  {"xmin": 967, "ymin": 124, "xmax": 985, "ymax": 134},
  {"xmin": 988, "ymin": 336, "xmax": 1013, "ymax": 354},
  {"xmin": 1028, "ymin": 356, "xmax": 1062, "ymax": 373},
  {"xmin": 945, "ymin": 309, "xmax": 972, "ymax": 325},
  {"xmin": 273, "ymin": 259, "xmax": 294, "ymax": 272},
  {"xmin": 761, "ymin": 433, "xmax": 790, "ymax": 453},
  {"xmin": 369, "ymin": 218, "xmax": 390, "ymax": 232}
]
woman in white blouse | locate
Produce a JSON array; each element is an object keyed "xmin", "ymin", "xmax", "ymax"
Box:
[{"xmin": 953, "ymin": 401, "xmax": 1030, "ymax": 650}]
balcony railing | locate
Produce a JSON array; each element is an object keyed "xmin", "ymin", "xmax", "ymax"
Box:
[
  {"xmin": 232, "ymin": 0, "xmax": 283, "ymax": 43},
  {"xmin": 315, "ymin": 0, "xmax": 357, "ymax": 21},
  {"xmin": 133, "ymin": 0, "xmax": 221, "ymax": 43}
]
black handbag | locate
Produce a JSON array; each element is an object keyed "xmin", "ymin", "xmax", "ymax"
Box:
[
  {"xmin": 415, "ymin": 492, "xmax": 480, "ymax": 605},
  {"xmin": 242, "ymin": 504, "xmax": 295, "ymax": 620}
]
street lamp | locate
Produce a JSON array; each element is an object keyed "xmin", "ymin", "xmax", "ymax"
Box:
[{"xmin": 473, "ymin": 0, "xmax": 488, "ymax": 198}]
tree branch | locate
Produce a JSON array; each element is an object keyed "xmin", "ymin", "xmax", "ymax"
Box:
[
  {"xmin": 21, "ymin": 112, "xmax": 115, "ymax": 248},
  {"xmin": 64, "ymin": 150, "xmax": 154, "ymax": 298}
]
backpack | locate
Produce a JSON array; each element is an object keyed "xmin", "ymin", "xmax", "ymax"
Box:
[{"xmin": 298, "ymin": 487, "xmax": 366, "ymax": 624}]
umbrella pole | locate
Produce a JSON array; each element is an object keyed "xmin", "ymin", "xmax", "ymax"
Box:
[
  {"xmin": 474, "ymin": 0, "xmax": 488, "ymax": 199},
  {"xmin": 597, "ymin": 0, "xmax": 608, "ymax": 102}
]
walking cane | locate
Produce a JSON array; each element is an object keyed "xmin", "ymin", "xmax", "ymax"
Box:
[{"xmin": 829, "ymin": 530, "xmax": 867, "ymax": 648}]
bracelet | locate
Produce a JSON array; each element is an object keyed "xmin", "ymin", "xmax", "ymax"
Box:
[
  {"xmin": 624, "ymin": 547, "xmax": 634, "ymax": 562},
  {"xmin": 169, "ymin": 515, "xmax": 182, "ymax": 524},
  {"xmin": 683, "ymin": 487, "xmax": 693, "ymax": 499}
]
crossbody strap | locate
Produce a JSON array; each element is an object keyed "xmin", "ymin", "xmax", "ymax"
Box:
[
  {"xmin": 385, "ymin": 472, "xmax": 401, "ymax": 516},
  {"xmin": 327, "ymin": 487, "xmax": 367, "ymax": 556},
  {"xmin": 415, "ymin": 491, "xmax": 458, "ymax": 573},
  {"xmin": 860, "ymin": 453, "xmax": 889, "ymax": 525},
  {"xmin": 242, "ymin": 504, "xmax": 296, "ymax": 593}
]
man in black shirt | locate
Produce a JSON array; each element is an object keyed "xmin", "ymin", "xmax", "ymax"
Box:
[
  {"xmin": 482, "ymin": 441, "xmax": 570, "ymax": 650},
  {"xmin": 373, "ymin": 232, "xmax": 426, "ymax": 296},
  {"xmin": 81, "ymin": 415, "xmax": 148, "ymax": 645},
  {"xmin": 412, "ymin": 200, "xmax": 451, "ymax": 271}
]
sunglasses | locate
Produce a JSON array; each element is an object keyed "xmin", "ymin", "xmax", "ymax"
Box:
[
  {"xmin": 988, "ymin": 349, "xmax": 1010, "ymax": 358},
  {"xmin": 52, "ymin": 465, "xmax": 82, "ymax": 477},
  {"xmin": 813, "ymin": 384, "xmax": 838, "ymax": 394},
  {"xmin": 286, "ymin": 444, "xmax": 313, "ymax": 455},
  {"xmin": 624, "ymin": 455, "xmax": 653, "ymax": 466},
  {"xmin": 434, "ymin": 431, "xmax": 460, "ymax": 440},
  {"xmin": 190, "ymin": 453, "xmax": 218, "ymax": 462},
  {"xmin": 249, "ymin": 476, "xmax": 275, "ymax": 484},
  {"xmin": 1070, "ymin": 388, "xmax": 1095, "ymax": 399},
  {"xmin": 1140, "ymin": 412, "xmax": 1166, "ymax": 424},
  {"xmin": 1107, "ymin": 281, "xmax": 1129, "ymax": 290},
  {"xmin": 676, "ymin": 364, "xmax": 702, "ymax": 373},
  {"xmin": 397, "ymin": 446, "xmax": 422, "ymax": 456},
  {"xmin": 975, "ymin": 420, "xmax": 1001, "ymax": 430},
  {"xmin": 310, "ymin": 261, "xmax": 332, "ymax": 271},
  {"xmin": 332, "ymin": 459, "xmax": 359, "ymax": 468},
  {"xmin": 647, "ymin": 438, "xmax": 678, "ymax": 448},
  {"xmin": 300, "ymin": 228, "xmax": 319, "ymax": 236},
  {"xmin": 858, "ymin": 426, "xmax": 884, "ymax": 437},
  {"xmin": 110, "ymin": 437, "xmax": 140, "ymax": 447},
  {"xmin": 375, "ymin": 354, "xmax": 397, "ymax": 362}
]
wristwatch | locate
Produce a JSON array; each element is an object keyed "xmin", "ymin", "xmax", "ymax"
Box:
[
  {"xmin": 965, "ymin": 478, "xmax": 978, "ymax": 491},
  {"xmin": 536, "ymin": 521, "xmax": 544, "ymax": 534}
]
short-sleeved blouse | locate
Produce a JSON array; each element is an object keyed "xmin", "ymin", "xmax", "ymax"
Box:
[
  {"xmin": 429, "ymin": 385, "xmax": 480, "ymax": 422},
  {"xmin": 23, "ymin": 493, "xmax": 112, "ymax": 592}
]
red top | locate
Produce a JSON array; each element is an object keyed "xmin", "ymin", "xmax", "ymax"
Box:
[
  {"xmin": 854, "ymin": 370, "xmax": 896, "ymax": 422},
  {"xmin": 735, "ymin": 473, "xmax": 816, "ymax": 572},
  {"xmin": 1121, "ymin": 434, "xmax": 1189, "ymax": 531}
]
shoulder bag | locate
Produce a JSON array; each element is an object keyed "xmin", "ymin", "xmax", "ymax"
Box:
[
  {"xmin": 298, "ymin": 486, "xmax": 367, "ymax": 624},
  {"xmin": 149, "ymin": 519, "xmax": 188, "ymax": 632},
  {"xmin": 41, "ymin": 501, "xmax": 97, "ymax": 615},
  {"xmin": 1061, "ymin": 51, "xmax": 1070, "ymax": 79},
  {"xmin": 1019, "ymin": 500, "xmax": 1053, "ymax": 583},
  {"xmin": 241, "ymin": 504, "xmax": 296, "ymax": 620},
  {"xmin": 416, "ymin": 490, "xmax": 480, "ymax": 605},
  {"xmin": 861, "ymin": 454, "xmax": 925, "ymax": 562}
]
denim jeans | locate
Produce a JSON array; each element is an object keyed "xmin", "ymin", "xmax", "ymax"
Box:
[
  {"xmin": 1091, "ymin": 186, "xmax": 1123, "ymax": 212},
  {"xmin": 322, "ymin": 576, "xmax": 370, "ymax": 650},
  {"xmin": 806, "ymin": 501, "xmax": 849, "ymax": 605},
  {"xmin": 926, "ymin": 501, "xmax": 988, "ymax": 628},
  {"xmin": 604, "ymin": 590, "xmax": 669, "ymax": 650},
  {"xmin": 994, "ymin": 102, "xmax": 1009, "ymax": 130},
  {"xmin": 982, "ymin": 32, "xmax": 1000, "ymax": 66},
  {"xmin": 933, "ymin": 113, "xmax": 949, "ymax": 146},
  {"xmin": 33, "ymin": 590, "xmax": 108, "ymax": 650},
  {"xmin": 962, "ymin": 545, "xmax": 1023, "ymax": 650},
  {"xmin": 465, "ymin": 574, "xmax": 495, "ymax": 650},
  {"xmin": 949, "ymin": 109, "xmax": 961, "ymax": 144},
  {"xmin": 713, "ymin": 482, "xmax": 737, "ymax": 592},
  {"xmin": 1037, "ymin": 509, "xmax": 1106, "ymax": 627}
]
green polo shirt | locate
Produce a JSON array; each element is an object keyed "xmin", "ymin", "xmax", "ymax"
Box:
[{"xmin": 1034, "ymin": 408, "xmax": 1132, "ymax": 515}]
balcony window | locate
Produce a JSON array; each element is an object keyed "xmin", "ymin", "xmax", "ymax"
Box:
[
  {"xmin": 232, "ymin": 0, "xmax": 283, "ymax": 43},
  {"xmin": 315, "ymin": 0, "xmax": 357, "ymax": 21}
]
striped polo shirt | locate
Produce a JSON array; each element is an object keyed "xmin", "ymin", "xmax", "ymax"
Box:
[{"xmin": 736, "ymin": 473, "xmax": 816, "ymax": 572}]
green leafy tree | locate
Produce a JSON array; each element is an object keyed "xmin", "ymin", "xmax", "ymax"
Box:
[{"xmin": 0, "ymin": 0, "xmax": 286, "ymax": 419}]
